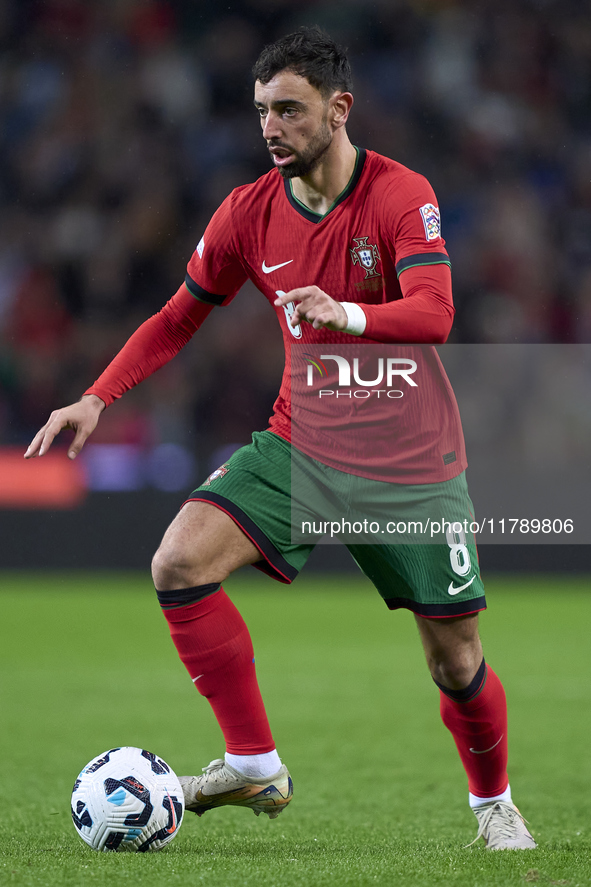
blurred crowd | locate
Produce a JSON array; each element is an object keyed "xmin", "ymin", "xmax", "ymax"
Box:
[{"xmin": 1, "ymin": 0, "xmax": 591, "ymax": 473}]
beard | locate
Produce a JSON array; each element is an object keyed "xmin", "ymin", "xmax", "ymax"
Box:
[{"xmin": 271, "ymin": 119, "xmax": 333, "ymax": 179}]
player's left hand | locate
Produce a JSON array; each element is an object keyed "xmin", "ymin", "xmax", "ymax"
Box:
[{"xmin": 274, "ymin": 286, "xmax": 348, "ymax": 331}]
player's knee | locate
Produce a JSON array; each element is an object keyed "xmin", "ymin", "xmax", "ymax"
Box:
[
  {"xmin": 151, "ymin": 546, "xmax": 179, "ymax": 590},
  {"xmin": 151, "ymin": 542, "xmax": 198, "ymax": 590},
  {"xmin": 427, "ymin": 650, "xmax": 482, "ymax": 691},
  {"xmin": 151, "ymin": 539, "xmax": 227, "ymax": 590}
]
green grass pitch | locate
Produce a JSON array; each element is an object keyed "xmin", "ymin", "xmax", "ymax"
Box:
[{"xmin": 0, "ymin": 570, "xmax": 589, "ymax": 886}]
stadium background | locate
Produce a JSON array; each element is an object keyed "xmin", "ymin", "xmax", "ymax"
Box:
[{"xmin": 0, "ymin": 0, "xmax": 590, "ymax": 571}]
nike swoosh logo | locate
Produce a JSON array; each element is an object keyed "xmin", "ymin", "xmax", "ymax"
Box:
[
  {"xmin": 469, "ymin": 734, "xmax": 504, "ymax": 755},
  {"xmin": 262, "ymin": 260, "xmax": 293, "ymax": 274},
  {"xmin": 447, "ymin": 575, "xmax": 476, "ymax": 595},
  {"xmin": 165, "ymin": 791, "xmax": 178, "ymax": 833}
]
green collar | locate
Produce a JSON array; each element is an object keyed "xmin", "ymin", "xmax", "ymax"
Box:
[{"xmin": 284, "ymin": 147, "xmax": 366, "ymax": 224}]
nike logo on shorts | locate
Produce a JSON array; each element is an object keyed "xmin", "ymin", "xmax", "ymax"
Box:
[
  {"xmin": 262, "ymin": 259, "xmax": 293, "ymax": 274},
  {"xmin": 447, "ymin": 575, "xmax": 476, "ymax": 595},
  {"xmin": 469, "ymin": 734, "xmax": 504, "ymax": 754}
]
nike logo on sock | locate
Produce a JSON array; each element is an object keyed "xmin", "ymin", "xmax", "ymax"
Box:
[
  {"xmin": 469, "ymin": 734, "xmax": 504, "ymax": 754},
  {"xmin": 262, "ymin": 260, "xmax": 293, "ymax": 274}
]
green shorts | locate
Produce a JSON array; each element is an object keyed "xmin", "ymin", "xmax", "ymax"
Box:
[{"xmin": 186, "ymin": 431, "xmax": 485, "ymax": 619}]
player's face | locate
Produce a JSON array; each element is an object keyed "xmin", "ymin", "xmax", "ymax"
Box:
[{"xmin": 254, "ymin": 71, "xmax": 334, "ymax": 179}]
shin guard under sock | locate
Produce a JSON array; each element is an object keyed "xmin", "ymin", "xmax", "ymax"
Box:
[
  {"xmin": 158, "ymin": 585, "xmax": 275, "ymax": 755},
  {"xmin": 437, "ymin": 660, "xmax": 509, "ymax": 798}
]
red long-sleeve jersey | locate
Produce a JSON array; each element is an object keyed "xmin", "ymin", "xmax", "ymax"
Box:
[{"xmin": 86, "ymin": 149, "xmax": 466, "ymax": 483}]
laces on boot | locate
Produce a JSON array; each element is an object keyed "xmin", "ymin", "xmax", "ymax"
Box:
[
  {"xmin": 466, "ymin": 802, "xmax": 532, "ymax": 849},
  {"xmin": 200, "ymin": 759, "xmax": 226, "ymax": 783}
]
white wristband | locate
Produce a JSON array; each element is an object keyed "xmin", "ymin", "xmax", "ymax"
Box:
[{"xmin": 341, "ymin": 302, "xmax": 367, "ymax": 336}]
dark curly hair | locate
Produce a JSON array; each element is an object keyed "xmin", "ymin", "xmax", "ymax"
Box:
[{"xmin": 252, "ymin": 26, "xmax": 353, "ymax": 98}]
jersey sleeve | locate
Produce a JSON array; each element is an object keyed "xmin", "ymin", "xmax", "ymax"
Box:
[
  {"xmin": 361, "ymin": 263, "xmax": 454, "ymax": 343},
  {"xmin": 384, "ymin": 172, "xmax": 451, "ymax": 279},
  {"xmin": 84, "ymin": 285, "xmax": 213, "ymax": 406},
  {"xmin": 354, "ymin": 170, "xmax": 454, "ymax": 343},
  {"xmin": 185, "ymin": 192, "xmax": 248, "ymax": 306}
]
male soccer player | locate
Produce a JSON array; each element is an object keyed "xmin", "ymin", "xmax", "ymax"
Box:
[{"xmin": 26, "ymin": 28, "xmax": 535, "ymax": 850}]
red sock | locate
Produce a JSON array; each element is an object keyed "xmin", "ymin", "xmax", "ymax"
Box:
[
  {"xmin": 162, "ymin": 587, "xmax": 275, "ymax": 755},
  {"xmin": 439, "ymin": 664, "xmax": 509, "ymax": 798}
]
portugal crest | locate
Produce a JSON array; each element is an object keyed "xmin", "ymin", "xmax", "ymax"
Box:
[
  {"xmin": 349, "ymin": 236, "xmax": 381, "ymax": 279},
  {"xmin": 203, "ymin": 464, "xmax": 229, "ymax": 486}
]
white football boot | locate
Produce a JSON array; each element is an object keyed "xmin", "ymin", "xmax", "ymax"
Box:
[
  {"xmin": 179, "ymin": 758, "xmax": 293, "ymax": 819},
  {"xmin": 469, "ymin": 801, "xmax": 537, "ymax": 850}
]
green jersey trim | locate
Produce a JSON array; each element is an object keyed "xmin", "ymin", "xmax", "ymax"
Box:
[
  {"xmin": 284, "ymin": 148, "xmax": 366, "ymax": 223},
  {"xmin": 395, "ymin": 253, "xmax": 451, "ymax": 277},
  {"xmin": 184, "ymin": 273, "xmax": 227, "ymax": 306}
]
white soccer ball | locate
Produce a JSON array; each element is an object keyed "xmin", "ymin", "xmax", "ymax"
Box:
[{"xmin": 71, "ymin": 747, "xmax": 184, "ymax": 852}]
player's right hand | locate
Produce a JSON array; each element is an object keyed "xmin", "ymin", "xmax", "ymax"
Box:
[{"xmin": 24, "ymin": 394, "xmax": 106, "ymax": 460}]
